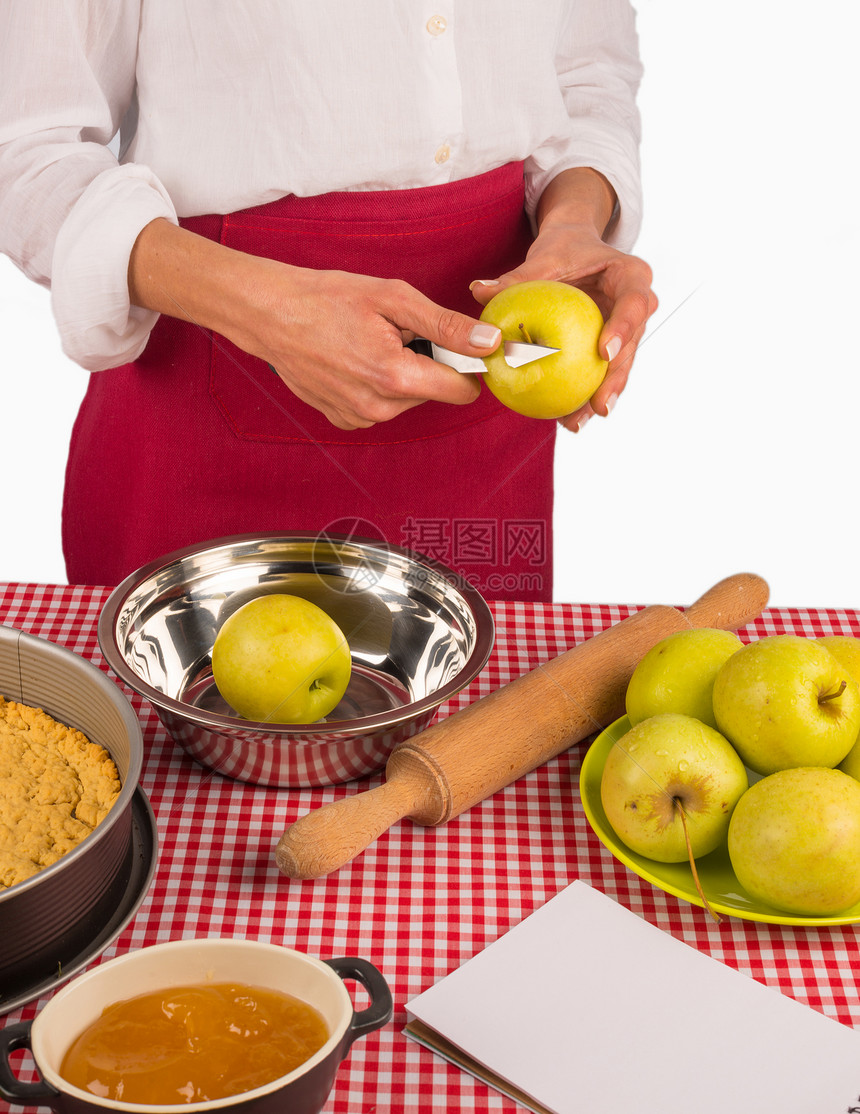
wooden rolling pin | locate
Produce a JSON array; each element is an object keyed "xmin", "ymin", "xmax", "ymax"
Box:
[{"xmin": 275, "ymin": 572, "xmax": 769, "ymax": 879}]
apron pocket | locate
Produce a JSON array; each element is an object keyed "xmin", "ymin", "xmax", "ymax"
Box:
[
  {"xmin": 204, "ymin": 171, "xmax": 531, "ymax": 446},
  {"xmin": 208, "ymin": 326, "xmax": 498, "ymax": 446}
]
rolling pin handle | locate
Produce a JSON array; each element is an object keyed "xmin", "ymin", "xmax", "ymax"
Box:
[
  {"xmin": 684, "ymin": 572, "xmax": 769, "ymax": 632},
  {"xmin": 276, "ymin": 778, "xmax": 423, "ymax": 880}
]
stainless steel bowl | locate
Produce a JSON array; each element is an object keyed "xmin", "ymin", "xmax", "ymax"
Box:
[
  {"xmin": 0, "ymin": 625, "xmax": 153, "ymax": 1011},
  {"xmin": 98, "ymin": 533, "xmax": 495, "ymax": 788}
]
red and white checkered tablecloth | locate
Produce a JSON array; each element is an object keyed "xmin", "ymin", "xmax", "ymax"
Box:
[{"xmin": 2, "ymin": 583, "xmax": 860, "ymax": 1112}]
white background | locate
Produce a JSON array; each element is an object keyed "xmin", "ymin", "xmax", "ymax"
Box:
[{"xmin": 1, "ymin": 1, "xmax": 857, "ymax": 609}]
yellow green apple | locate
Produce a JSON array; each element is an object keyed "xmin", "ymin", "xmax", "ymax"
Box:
[
  {"xmin": 478, "ymin": 279, "xmax": 608, "ymax": 419},
  {"xmin": 600, "ymin": 713, "xmax": 748, "ymax": 864},
  {"xmin": 817, "ymin": 634, "xmax": 860, "ymax": 678},
  {"xmin": 211, "ymin": 594, "xmax": 351, "ymax": 724},
  {"xmin": 728, "ymin": 767, "xmax": 860, "ymax": 916},
  {"xmin": 817, "ymin": 635, "xmax": 860, "ymax": 780},
  {"xmin": 712, "ymin": 635, "xmax": 860, "ymax": 774},
  {"xmin": 625, "ymin": 628, "xmax": 743, "ymax": 729}
]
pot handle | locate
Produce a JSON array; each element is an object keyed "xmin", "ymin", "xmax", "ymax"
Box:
[
  {"xmin": 325, "ymin": 957, "xmax": 393, "ymax": 1051},
  {"xmin": 0, "ymin": 1020, "xmax": 60, "ymax": 1105}
]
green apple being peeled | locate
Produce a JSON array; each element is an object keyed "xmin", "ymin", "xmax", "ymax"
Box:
[
  {"xmin": 478, "ymin": 280, "xmax": 608, "ymax": 418},
  {"xmin": 728, "ymin": 767, "xmax": 860, "ymax": 916},
  {"xmin": 600, "ymin": 713, "xmax": 748, "ymax": 864},
  {"xmin": 817, "ymin": 635, "xmax": 860, "ymax": 780},
  {"xmin": 211, "ymin": 594, "xmax": 351, "ymax": 724},
  {"xmin": 625, "ymin": 628, "xmax": 743, "ymax": 729},
  {"xmin": 712, "ymin": 635, "xmax": 860, "ymax": 775}
]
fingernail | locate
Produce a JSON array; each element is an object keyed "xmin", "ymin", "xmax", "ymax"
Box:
[
  {"xmin": 604, "ymin": 392, "xmax": 619, "ymax": 416},
  {"xmin": 573, "ymin": 412, "xmax": 592, "ymax": 433},
  {"xmin": 469, "ymin": 323, "xmax": 501, "ymax": 348},
  {"xmin": 469, "ymin": 279, "xmax": 500, "ymax": 292},
  {"xmin": 605, "ymin": 336, "xmax": 622, "ymax": 362}
]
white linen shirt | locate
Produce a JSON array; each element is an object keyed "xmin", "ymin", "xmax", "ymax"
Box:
[{"xmin": 0, "ymin": 1, "xmax": 643, "ymax": 371}]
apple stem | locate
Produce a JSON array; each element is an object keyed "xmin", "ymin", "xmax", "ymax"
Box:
[
  {"xmin": 674, "ymin": 797, "xmax": 721, "ymax": 924},
  {"xmin": 819, "ymin": 680, "xmax": 847, "ymax": 704},
  {"xmin": 518, "ymin": 322, "xmax": 534, "ymax": 344}
]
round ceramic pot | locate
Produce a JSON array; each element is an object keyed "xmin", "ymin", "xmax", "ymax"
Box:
[{"xmin": 0, "ymin": 939, "xmax": 392, "ymax": 1113}]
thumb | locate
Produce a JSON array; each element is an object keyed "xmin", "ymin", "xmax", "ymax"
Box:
[
  {"xmin": 469, "ymin": 262, "xmax": 539, "ymax": 307},
  {"xmin": 416, "ymin": 305, "xmax": 501, "ymax": 357}
]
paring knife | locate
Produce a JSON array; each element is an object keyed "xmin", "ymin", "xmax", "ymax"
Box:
[
  {"xmin": 407, "ymin": 337, "xmax": 559, "ymax": 374},
  {"xmin": 266, "ymin": 338, "xmax": 559, "ymax": 380}
]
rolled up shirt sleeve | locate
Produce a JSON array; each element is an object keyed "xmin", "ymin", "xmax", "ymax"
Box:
[
  {"xmin": 524, "ymin": 0, "xmax": 644, "ymax": 251},
  {"xmin": 0, "ymin": 1, "xmax": 176, "ymax": 371},
  {"xmin": 51, "ymin": 165, "xmax": 176, "ymax": 371}
]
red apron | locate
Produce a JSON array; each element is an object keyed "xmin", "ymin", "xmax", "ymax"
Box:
[{"xmin": 62, "ymin": 163, "xmax": 556, "ymax": 599}]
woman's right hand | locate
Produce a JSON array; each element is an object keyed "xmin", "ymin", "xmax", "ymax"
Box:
[{"xmin": 128, "ymin": 219, "xmax": 499, "ymax": 430}]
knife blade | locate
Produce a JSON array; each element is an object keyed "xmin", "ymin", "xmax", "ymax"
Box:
[{"xmin": 407, "ymin": 337, "xmax": 559, "ymax": 374}]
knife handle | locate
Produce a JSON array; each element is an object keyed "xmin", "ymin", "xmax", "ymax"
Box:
[{"xmin": 406, "ymin": 338, "xmax": 434, "ymax": 359}]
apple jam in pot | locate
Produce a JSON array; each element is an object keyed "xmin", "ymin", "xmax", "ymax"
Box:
[{"xmin": 59, "ymin": 982, "xmax": 329, "ymax": 1104}]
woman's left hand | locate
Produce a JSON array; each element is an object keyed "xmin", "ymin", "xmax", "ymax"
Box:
[{"xmin": 469, "ymin": 170, "xmax": 658, "ymax": 432}]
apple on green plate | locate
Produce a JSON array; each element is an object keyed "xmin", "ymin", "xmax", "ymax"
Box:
[{"xmin": 579, "ymin": 716, "xmax": 860, "ymax": 927}]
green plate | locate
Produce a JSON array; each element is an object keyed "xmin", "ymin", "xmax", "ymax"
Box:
[{"xmin": 579, "ymin": 716, "xmax": 860, "ymax": 927}]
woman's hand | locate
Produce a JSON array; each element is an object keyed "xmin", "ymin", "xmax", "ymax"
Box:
[
  {"xmin": 469, "ymin": 168, "xmax": 658, "ymax": 433},
  {"xmin": 128, "ymin": 219, "xmax": 500, "ymax": 430},
  {"xmin": 224, "ymin": 258, "xmax": 504, "ymax": 429}
]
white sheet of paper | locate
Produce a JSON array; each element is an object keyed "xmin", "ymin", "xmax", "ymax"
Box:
[{"xmin": 405, "ymin": 881, "xmax": 860, "ymax": 1114}]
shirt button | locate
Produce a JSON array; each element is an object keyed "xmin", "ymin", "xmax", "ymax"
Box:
[
  {"xmin": 434, "ymin": 143, "xmax": 451, "ymax": 164},
  {"xmin": 426, "ymin": 15, "xmax": 447, "ymax": 35}
]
